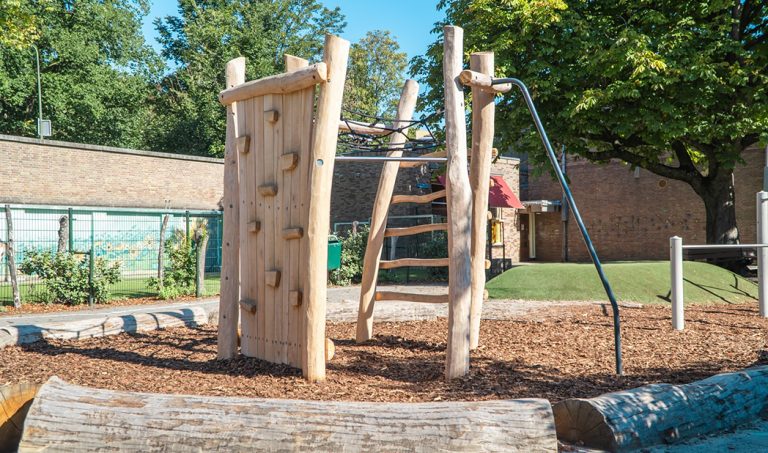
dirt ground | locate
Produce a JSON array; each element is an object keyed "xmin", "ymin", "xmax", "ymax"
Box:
[{"xmin": 2, "ymin": 303, "xmax": 766, "ymax": 403}]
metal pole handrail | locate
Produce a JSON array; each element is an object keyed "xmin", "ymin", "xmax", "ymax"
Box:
[
  {"xmin": 682, "ymin": 244, "xmax": 768, "ymax": 249},
  {"xmin": 492, "ymin": 77, "xmax": 623, "ymax": 375},
  {"xmin": 335, "ymin": 156, "xmax": 447, "ymax": 163},
  {"xmin": 32, "ymin": 45, "xmax": 43, "ymax": 139}
]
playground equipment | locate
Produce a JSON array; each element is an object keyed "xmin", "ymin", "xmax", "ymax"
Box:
[
  {"xmin": 217, "ymin": 25, "xmax": 624, "ymax": 380},
  {"xmin": 669, "ymin": 190, "xmax": 768, "ymax": 330}
]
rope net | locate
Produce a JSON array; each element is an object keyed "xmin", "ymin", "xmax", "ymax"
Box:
[{"xmin": 337, "ymin": 109, "xmax": 442, "ymax": 155}]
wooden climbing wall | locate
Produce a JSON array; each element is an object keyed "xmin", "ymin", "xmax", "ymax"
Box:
[{"xmin": 235, "ymin": 76, "xmax": 315, "ymax": 368}]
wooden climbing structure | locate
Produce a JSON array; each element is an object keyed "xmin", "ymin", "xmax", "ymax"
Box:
[
  {"xmin": 217, "ymin": 34, "xmax": 350, "ymax": 382},
  {"xmin": 355, "ymin": 25, "xmax": 500, "ymax": 380}
]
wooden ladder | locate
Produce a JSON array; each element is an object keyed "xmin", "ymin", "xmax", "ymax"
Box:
[{"xmin": 355, "ymin": 28, "xmax": 497, "ymax": 380}]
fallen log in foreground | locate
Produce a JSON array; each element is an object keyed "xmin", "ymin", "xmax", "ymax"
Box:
[
  {"xmin": 554, "ymin": 365, "xmax": 768, "ymax": 451},
  {"xmin": 0, "ymin": 383, "xmax": 41, "ymax": 451},
  {"xmin": 18, "ymin": 377, "xmax": 557, "ymax": 452}
]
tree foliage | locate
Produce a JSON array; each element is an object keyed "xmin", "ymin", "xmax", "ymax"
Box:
[
  {"xmin": 344, "ymin": 30, "xmax": 408, "ymax": 118},
  {"xmin": 414, "ymin": 0, "xmax": 768, "ymax": 244},
  {"xmin": 149, "ymin": 0, "xmax": 346, "ymax": 156},
  {"xmin": 0, "ymin": 0, "xmax": 161, "ymax": 147}
]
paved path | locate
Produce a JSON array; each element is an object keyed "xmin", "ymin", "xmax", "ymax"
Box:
[{"xmin": 0, "ymin": 284, "xmax": 583, "ymax": 348}]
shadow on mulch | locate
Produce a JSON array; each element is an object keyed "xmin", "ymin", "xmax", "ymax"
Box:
[{"xmin": 2, "ymin": 303, "xmax": 768, "ymax": 402}]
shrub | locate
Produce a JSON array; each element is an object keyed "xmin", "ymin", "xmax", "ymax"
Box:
[
  {"xmin": 329, "ymin": 226, "xmax": 369, "ymax": 286},
  {"xmin": 417, "ymin": 230, "xmax": 449, "ymax": 280},
  {"xmin": 148, "ymin": 230, "xmax": 196, "ymax": 299},
  {"xmin": 19, "ymin": 250, "xmax": 121, "ymax": 305}
]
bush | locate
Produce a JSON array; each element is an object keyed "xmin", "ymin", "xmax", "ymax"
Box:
[
  {"xmin": 329, "ymin": 226, "xmax": 369, "ymax": 286},
  {"xmin": 148, "ymin": 230, "xmax": 197, "ymax": 299},
  {"xmin": 19, "ymin": 250, "xmax": 121, "ymax": 305},
  {"xmin": 417, "ymin": 230, "xmax": 449, "ymax": 280}
]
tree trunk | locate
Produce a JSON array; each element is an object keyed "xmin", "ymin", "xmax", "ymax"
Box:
[
  {"xmin": 157, "ymin": 214, "xmax": 169, "ymax": 292},
  {"xmin": 698, "ymin": 170, "xmax": 740, "ymax": 245},
  {"xmin": 4, "ymin": 205, "xmax": 20, "ymax": 308},
  {"xmin": 56, "ymin": 216, "xmax": 68, "ymax": 254},
  {"xmin": 17, "ymin": 377, "xmax": 557, "ymax": 452}
]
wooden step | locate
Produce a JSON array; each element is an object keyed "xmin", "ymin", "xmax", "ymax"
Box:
[
  {"xmin": 379, "ymin": 258, "xmax": 449, "ymax": 269},
  {"xmin": 375, "ymin": 291, "xmax": 449, "ymax": 304},
  {"xmin": 384, "ymin": 223, "xmax": 448, "ymax": 237},
  {"xmin": 391, "ymin": 190, "xmax": 446, "ymax": 205}
]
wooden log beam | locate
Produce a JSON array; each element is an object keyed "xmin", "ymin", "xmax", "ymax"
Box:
[
  {"xmin": 443, "ymin": 25, "xmax": 473, "ymax": 381},
  {"xmin": 553, "ymin": 365, "xmax": 768, "ymax": 451},
  {"xmin": 379, "ymin": 258, "xmax": 450, "ymax": 269},
  {"xmin": 384, "ymin": 223, "xmax": 448, "ymax": 237},
  {"xmin": 17, "ymin": 377, "xmax": 557, "ymax": 452},
  {"xmin": 469, "ymin": 52, "xmax": 496, "ymax": 350},
  {"xmin": 355, "ymin": 79, "xmax": 420, "ymax": 344},
  {"xmin": 217, "ymin": 57, "xmax": 246, "ymax": 360},
  {"xmin": 375, "ymin": 291, "xmax": 449, "ymax": 304},
  {"xmin": 391, "ymin": 190, "xmax": 446, "ymax": 205},
  {"xmin": 458, "ymin": 69, "xmax": 512, "ymax": 93},
  {"xmin": 219, "ymin": 63, "xmax": 327, "ymax": 105},
  {"xmin": 400, "ymin": 150, "xmax": 447, "ymax": 168},
  {"xmin": 304, "ymin": 34, "xmax": 350, "ymax": 382},
  {"xmin": 0, "ymin": 383, "xmax": 40, "ymax": 452},
  {"xmin": 338, "ymin": 119, "xmax": 393, "ymax": 136}
]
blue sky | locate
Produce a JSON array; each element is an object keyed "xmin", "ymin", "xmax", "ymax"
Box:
[{"xmin": 141, "ymin": 1, "xmax": 445, "ymax": 62}]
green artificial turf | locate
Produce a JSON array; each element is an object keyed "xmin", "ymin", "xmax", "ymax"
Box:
[{"xmin": 486, "ymin": 261, "xmax": 757, "ymax": 304}]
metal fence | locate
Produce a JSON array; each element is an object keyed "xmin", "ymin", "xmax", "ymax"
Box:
[{"xmin": 1, "ymin": 205, "xmax": 222, "ymax": 304}]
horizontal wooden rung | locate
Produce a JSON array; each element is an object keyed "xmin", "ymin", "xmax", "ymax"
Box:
[
  {"xmin": 384, "ymin": 223, "xmax": 447, "ymax": 237},
  {"xmin": 379, "ymin": 258, "xmax": 449, "ymax": 270},
  {"xmin": 375, "ymin": 291, "xmax": 449, "ymax": 304},
  {"xmin": 239, "ymin": 299, "xmax": 257, "ymax": 313},
  {"xmin": 400, "ymin": 150, "xmax": 446, "ymax": 168},
  {"xmin": 391, "ymin": 190, "xmax": 446, "ymax": 205},
  {"xmin": 258, "ymin": 184, "xmax": 278, "ymax": 197}
]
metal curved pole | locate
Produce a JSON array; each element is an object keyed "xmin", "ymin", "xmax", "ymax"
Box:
[{"xmin": 492, "ymin": 77, "xmax": 623, "ymax": 375}]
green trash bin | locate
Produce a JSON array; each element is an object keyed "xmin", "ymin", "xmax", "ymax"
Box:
[{"xmin": 327, "ymin": 235, "xmax": 342, "ymax": 271}]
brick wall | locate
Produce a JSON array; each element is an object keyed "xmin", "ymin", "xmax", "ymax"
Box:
[
  {"xmin": 524, "ymin": 146, "xmax": 763, "ymax": 261},
  {"xmin": 0, "ymin": 135, "xmax": 224, "ymax": 210},
  {"xmin": 489, "ymin": 157, "xmax": 522, "ymax": 268}
]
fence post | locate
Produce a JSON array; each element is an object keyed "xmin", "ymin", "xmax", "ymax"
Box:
[
  {"xmin": 4, "ymin": 205, "xmax": 21, "ymax": 308},
  {"xmin": 185, "ymin": 211, "xmax": 190, "ymax": 239},
  {"xmin": 670, "ymin": 236, "xmax": 684, "ymax": 330},
  {"xmin": 68, "ymin": 208, "xmax": 74, "ymax": 253},
  {"xmin": 757, "ymin": 192, "xmax": 768, "ymax": 317}
]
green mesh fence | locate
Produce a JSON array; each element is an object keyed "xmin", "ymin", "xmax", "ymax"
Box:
[{"xmin": 0, "ymin": 205, "xmax": 222, "ymax": 305}]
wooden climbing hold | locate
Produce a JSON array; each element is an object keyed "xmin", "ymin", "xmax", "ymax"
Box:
[
  {"xmin": 239, "ymin": 299, "xmax": 257, "ymax": 313},
  {"xmin": 266, "ymin": 270, "xmax": 281, "ymax": 288},
  {"xmin": 258, "ymin": 184, "xmax": 278, "ymax": 197},
  {"xmin": 325, "ymin": 338, "xmax": 335, "ymax": 362},
  {"xmin": 280, "ymin": 153, "xmax": 299, "ymax": 171},
  {"xmin": 248, "ymin": 221, "xmax": 260, "ymax": 233},
  {"xmin": 236, "ymin": 135, "xmax": 250, "ymax": 154},
  {"xmin": 265, "ymin": 110, "xmax": 279, "ymax": 123},
  {"xmin": 282, "ymin": 227, "xmax": 303, "ymax": 240},
  {"xmin": 289, "ymin": 291, "xmax": 302, "ymax": 307}
]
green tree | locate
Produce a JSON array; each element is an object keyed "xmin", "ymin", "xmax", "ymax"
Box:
[
  {"xmin": 0, "ymin": 0, "xmax": 46, "ymax": 49},
  {"xmin": 413, "ymin": 0, "xmax": 768, "ymax": 245},
  {"xmin": 0, "ymin": 0, "xmax": 162, "ymax": 147},
  {"xmin": 149, "ymin": 0, "xmax": 346, "ymax": 157},
  {"xmin": 344, "ymin": 30, "xmax": 408, "ymax": 118}
]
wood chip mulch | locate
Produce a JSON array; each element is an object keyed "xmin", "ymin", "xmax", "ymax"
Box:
[{"xmin": 2, "ymin": 303, "xmax": 767, "ymax": 403}]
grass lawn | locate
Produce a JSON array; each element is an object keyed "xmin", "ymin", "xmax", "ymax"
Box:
[{"xmin": 486, "ymin": 261, "xmax": 757, "ymax": 304}]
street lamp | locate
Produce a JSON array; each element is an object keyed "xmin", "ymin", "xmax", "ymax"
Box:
[{"xmin": 31, "ymin": 45, "xmax": 51, "ymax": 139}]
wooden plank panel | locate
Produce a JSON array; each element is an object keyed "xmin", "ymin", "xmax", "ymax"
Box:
[
  {"xmin": 238, "ymin": 98, "xmax": 256, "ymax": 357},
  {"xmin": 263, "ymin": 94, "xmax": 278, "ymax": 363},
  {"xmin": 253, "ymin": 96, "xmax": 266, "ymax": 359}
]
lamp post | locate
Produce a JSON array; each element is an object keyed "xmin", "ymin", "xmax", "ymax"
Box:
[{"xmin": 32, "ymin": 45, "xmax": 45, "ymax": 139}]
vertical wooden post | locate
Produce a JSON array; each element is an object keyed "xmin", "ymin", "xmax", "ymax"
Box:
[
  {"xmin": 217, "ymin": 57, "xmax": 246, "ymax": 360},
  {"xmin": 4, "ymin": 205, "xmax": 20, "ymax": 308},
  {"xmin": 468, "ymin": 52, "xmax": 495, "ymax": 350},
  {"xmin": 443, "ymin": 25, "xmax": 473, "ymax": 380},
  {"xmin": 758, "ymin": 191, "xmax": 768, "ymax": 317},
  {"xmin": 304, "ymin": 34, "xmax": 350, "ymax": 382},
  {"xmin": 356, "ymin": 79, "xmax": 419, "ymax": 343}
]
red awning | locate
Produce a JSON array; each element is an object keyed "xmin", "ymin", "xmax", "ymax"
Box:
[{"xmin": 435, "ymin": 175, "xmax": 523, "ymax": 209}]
